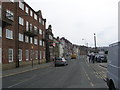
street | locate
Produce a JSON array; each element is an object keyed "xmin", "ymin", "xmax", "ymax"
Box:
[{"xmin": 2, "ymin": 56, "xmax": 108, "ymax": 88}]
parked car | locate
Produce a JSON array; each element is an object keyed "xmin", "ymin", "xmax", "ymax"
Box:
[
  {"xmin": 54, "ymin": 57, "xmax": 68, "ymax": 67},
  {"xmin": 95, "ymin": 54, "xmax": 107, "ymax": 63}
]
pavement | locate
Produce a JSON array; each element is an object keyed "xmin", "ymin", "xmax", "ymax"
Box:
[{"xmin": 2, "ymin": 62, "xmax": 54, "ymax": 78}]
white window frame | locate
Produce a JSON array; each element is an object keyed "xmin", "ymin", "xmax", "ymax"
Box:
[
  {"xmin": 6, "ymin": 29, "xmax": 13, "ymax": 39},
  {"xmin": 39, "ymin": 40, "xmax": 42, "ymax": 46},
  {"xmin": 30, "ymin": 37, "xmax": 33, "ymax": 44},
  {"xmin": 39, "ymin": 29, "xmax": 42, "ymax": 35},
  {"xmin": 19, "ymin": 33, "xmax": 24, "ymax": 42},
  {"xmin": 43, "ymin": 41, "xmax": 45, "ymax": 46},
  {"xmin": 26, "ymin": 21, "xmax": 29, "ymax": 31},
  {"xmin": 30, "ymin": 23, "xmax": 32, "ymax": 31},
  {"xmin": 43, "ymin": 51, "xmax": 45, "ymax": 59},
  {"xmin": 34, "ymin": 13, "xmax": 37, "ymax": 20},
  {"xmin": 30, "ymin": 10, "xmax": 33, "ymax": 17},
  {"xmin": 19, "ymin": 1, "xmax": 24, "ymax": 10},
  {"xmin": 8, "ymin": 48, "xmax": 13, "ymax": 62},
  {"xmin": 19, "ymin": 17, "xmax": 24, "ymax": 26},
  {"xmin": 34, "ymin": 38, "xmax": 38, "ymax": 45},
  {"xmin": 26, "ymin": 50, "xmax": 29, "ymax": 61},
  {"xmin": 39, "ymin": 18, "xmax": 42, "ymax": 23},
  {"xmin": 25, "ymin": 36, "xmax": 29, "ymax": 43},
  {"xmin": 0, "ymin": 27, "xmax": 2, "ymax": 37},
  {"xmin": 25, "ymin": 6, "xmax": 29, "ymax": 14},
  {"xmin": 19, "ymin": 49, "xmax": 22, "ymax": 61},
  {"xmin": 35, "ymin": 50, "xmax": 38, "ymax": 59},
  {"xmin": 40, "ymin": 51, "xmax": 42, "ymax": 59}
]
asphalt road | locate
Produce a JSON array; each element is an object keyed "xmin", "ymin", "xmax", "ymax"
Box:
[{"xmin": 2, "ymin": 56, "xmax": 108, "ymax": 88}]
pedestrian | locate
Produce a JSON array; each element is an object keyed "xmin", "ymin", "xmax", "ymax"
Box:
[
  {"xmin": 92, "ymin": 55, "xmax": 95, "ymax": 63},
  {"xmin": 89, "ymin": 54, "xmax": 91, "ymax": 63}
]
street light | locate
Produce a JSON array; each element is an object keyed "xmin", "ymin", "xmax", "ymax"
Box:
[
  {"xmin": 16, "ymin": 10, "xmax": 28, "ymax": 68},
  {"xmin": 94, "ymin": 33, "xmax": 97, "ymax": 53}
]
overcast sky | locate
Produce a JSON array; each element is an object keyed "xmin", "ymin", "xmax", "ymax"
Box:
[{"xmin": 25, "ymin": 0, "xmax": 118, "ymax": 47}]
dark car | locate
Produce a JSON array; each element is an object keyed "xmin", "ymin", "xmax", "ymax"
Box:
[{"xmin": 54, "ymin": 57, "xmax": 68, "ymax": 67}]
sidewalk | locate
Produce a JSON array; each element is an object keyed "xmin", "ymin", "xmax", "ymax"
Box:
[{"xmin": 2, "ymin": 62, "xmax": 54, "ymax": 78}]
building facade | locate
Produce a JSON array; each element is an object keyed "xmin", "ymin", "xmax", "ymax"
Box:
[
  {"xmin": 1, "ymin": 0, "xmax": 46, "ymax": 70},
  {"xmin": 45, "ymin": 25, "xmax": 54, "ymax": 62}
]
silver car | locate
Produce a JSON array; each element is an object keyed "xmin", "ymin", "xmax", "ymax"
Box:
[{"xmin": 54, "ymin": 57, "xmax": 68, "ymax": 67}]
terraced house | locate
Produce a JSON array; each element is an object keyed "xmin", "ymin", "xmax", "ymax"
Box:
[{"xmin": 1, "ymin": 0, "xmax": 46, "ymax": 70}]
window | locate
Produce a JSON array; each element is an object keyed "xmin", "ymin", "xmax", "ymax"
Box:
[
  {"xmin": 25, "ymin": 36, "xmax": 29, "ymax": 43},
  {"xmin": 34, "ymin": 26, "xmax": 37, "ymax": 31},
  {"xmin": 43, "ymin": 51, "xmax": 45, "ymax": 59},
  {"xmin": 0, "ymin": 27, "xmax": 2, "ymax": 37},
  {"xmin": 18, "ymin": 49, "xmax": 22, "ymax": 61},
  {"xmin": 6, "ymin": 10, "xmax": 14, "ymax": 21},
  {"xmin": 30, "ymin": 23, "xmax": 32, "ymax": 31},
  {"xmin": 19, "ymin": 1, "xmax": 24, "ymax": 10},
  {"xmin": 35, "ymin": 50, "xmax": 38, "ymax": 59},
  {"xmin": 39, "ymin": 40, "xmax": 42, "ymax": 46},
  {"xmin": 30, "ymin": 10, "xmax": 33, "ymax": 17},
  {"xmin": 26, "ymin": 50, "xmax": 29, "ymax": 61},
  {"xmin": 19, "ymin": 17, "xmax": 24, "ymax": 26},
  {"xmin": 30, "ymin": 50, "xmax": 33, "ymax": 60},
  {"xmin": 34, "ymin": 38, "xmax": 38, "ymax": 45},
  {"xmin": 39, "ymin": 18, "xmax": 42, "ymax": 23},
  {"xmin": 10, "ymin": 0, "xmax": 14, "ymax": 2},
  {"xmin": 19, "ymin": 33, "xmax": 24, "ymax": 42},
  {"xmin": 43, "ymin": 41, "xmax": 45, "ymax": 46},
  {"xmin": 30, "ymin": 37, "xmax": 33, "ymax": 44},
  {"xmin": 26, "ymin": 21, "xmax": 29, "ymax": 31},
  {"xmin": 8, "ymin": 49, "xmax": 13, "ymax": 62},
  {"xmin": 39, "ymin": 51, "xmax": 42, "ymax": 59},
  {"xmin": 0, "ymin": 48, "xmax": 2, "ymax": 63},
  {"xmin": 39, "ymin": 29, "xmax": 42, "ymax": 35},
  {"xmin": 34, "ymin": 13, "xmax": 37, "ymax": 20},
  {"xmin": 6, "ymin": 29, "xmax": 13, "ymax": 39},
  {"xmin": 0, "ymin": 5, "xmax": 1, "ymax": 19},
  {"xmin": 25, "ymin": 6, "xmax": 29, "ymax": 14}
]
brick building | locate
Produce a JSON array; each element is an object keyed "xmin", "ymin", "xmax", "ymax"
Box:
[
  {"xmin": 1, "ymin": 0, "xmax": 46, "ymax": 70},
  {"xmin": 45, "ymin": 25, "xmax": 54, "ymax": 62}
]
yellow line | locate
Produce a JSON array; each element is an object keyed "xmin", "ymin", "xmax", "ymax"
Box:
[
  {"xmin": 90, "ymin": 82, "xmax": 94, "ymax": 87},
  {"xmin": 88, "ymin": 77, "xmax": 90, "ymax": 80}
]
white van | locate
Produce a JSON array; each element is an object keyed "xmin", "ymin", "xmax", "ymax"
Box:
[{"xmin": 106, "ymin": 42, "xmax": 120, "ymax": 90}]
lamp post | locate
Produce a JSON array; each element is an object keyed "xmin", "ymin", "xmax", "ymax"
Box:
[
  {"xmin": 31, "ymin": 46, "xmax": 33, "ymax": 67},
  {"xmin": 94, "ymin": 33, "xmax": 97, "ymax": 53}
]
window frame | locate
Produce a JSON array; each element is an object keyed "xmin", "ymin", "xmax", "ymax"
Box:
[{"xmin": 8, "ymin": 48, "xmax": 13, "ymax": 62}]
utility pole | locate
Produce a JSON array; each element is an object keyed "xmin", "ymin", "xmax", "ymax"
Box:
[{"xmin": 94, "ymin": 33, "xmax": 97, "ymax": 53}]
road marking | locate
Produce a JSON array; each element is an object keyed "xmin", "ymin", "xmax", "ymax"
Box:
[
  {"xmin": 87, "ymin": 77, "xmax": 90, "ymax": 80},
  {"xmin": 86, "ymin": 74, "xmax": 88, "ymax": 76},
  {"xmin": 8, "ymin": 74, "xmax": 36, "ymax": 88},
  {"xmin": 90, "ymin": 82, "xmax": 94, "ymax": 87}
]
